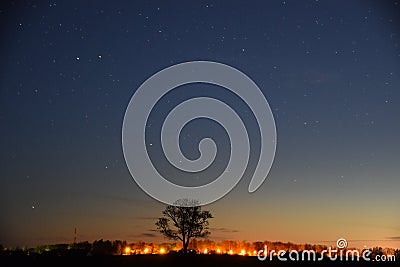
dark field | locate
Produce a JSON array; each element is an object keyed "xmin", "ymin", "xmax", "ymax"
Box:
[{"xmin": 1, "ymin": 255, "xmax": 396, "ymax": 267}]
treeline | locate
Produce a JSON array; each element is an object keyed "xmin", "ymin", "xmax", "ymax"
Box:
[
  {"xmin": 1, "ymin": 240, "xmax": 399, "ymax": 258},
  {"xmin": 1, "ymin": 240, "xmax": 129, "ymax": 256}
]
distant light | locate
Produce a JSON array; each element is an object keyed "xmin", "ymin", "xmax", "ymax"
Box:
[
  {"xmin": 144, "ymin": 248, "xmax": 149, "ymax": 254},
  {"xmin": 125, "ymin": 247, "xmax": 131, "ymax": 255},
  {"xmin": 159, "ymin": 248, "xmax": 165, "ymax": 254},
  {"xmin": 240, "ymin": 249, "xmax": 246, "ymax": 256},
  {"xmin": 216, "ymin": 248, "xmax": 221, "ymax": 254},
  {"xmin": 203, "ymin": 248, "xmax": 208, "ymax": 254},
  {"xmin": 253, "ymin": 250, "xmax": 257, "ymax": 255},
  {"xmin": 229, "ymin": 249, "xmax": 233, "ymax": 255},
  {"xmin": 76, "ymin": 57, "xmax": 80, "ymax": 60}
]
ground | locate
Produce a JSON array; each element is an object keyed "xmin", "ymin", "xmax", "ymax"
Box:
[{"xmin": 1, "ymin": 254, "xmax": 396, "ymax": 267}]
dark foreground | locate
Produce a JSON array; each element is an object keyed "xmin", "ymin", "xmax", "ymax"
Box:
[{"xmin": 0, "ymin": 254, "xmax": 396, "ymax": 267}]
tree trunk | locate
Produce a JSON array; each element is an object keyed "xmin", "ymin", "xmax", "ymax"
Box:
[{"xmin": 183, "ymin": 241, "xmax": 188, "ymax": 254}]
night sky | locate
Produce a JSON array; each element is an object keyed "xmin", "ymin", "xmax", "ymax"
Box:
[{"xmin": 1, "ymin": 0, "xmax": 399, "ymax": 249}]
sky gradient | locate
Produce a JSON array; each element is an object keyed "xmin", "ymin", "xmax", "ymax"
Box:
[{"xmin": 1, "ymin": 0, "xmax": 399, "ymax": 249}]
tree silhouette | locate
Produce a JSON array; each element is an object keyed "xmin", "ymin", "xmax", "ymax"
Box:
[{"xmin": 155, "ymin": 199, "xmax": 213, "ymax": 254}]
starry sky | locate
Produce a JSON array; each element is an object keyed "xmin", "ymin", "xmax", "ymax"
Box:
[{"xmin": 1, "ymin": 0, "xmax": 399, "ymax": 249}]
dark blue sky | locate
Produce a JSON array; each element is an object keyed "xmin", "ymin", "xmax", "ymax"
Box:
[{"xmin": 1, "ymin": 0, "xmax": 399, "ymax": 248}]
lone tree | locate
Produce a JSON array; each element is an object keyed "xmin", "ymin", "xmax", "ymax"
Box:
[{"xmin": 155, "ymin": 199, "xmax": 213, "ymax": 254}]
